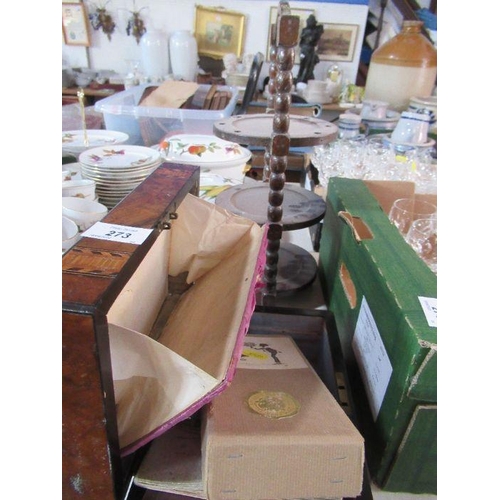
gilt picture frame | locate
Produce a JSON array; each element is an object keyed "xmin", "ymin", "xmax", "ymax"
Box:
[
  {"xmin": 194, "ymin": 6, "xmax": 246, "ymax": 59},
  {"xmin": 266, "ymin": 7, "xmax": 315, "ymax": 63},
  {"xmin": 62, "ymin": 2, "xmax": 91, "ymax": 47},
  {"xmin": 316, "ymin": 23, "xmax": 359, "ymax": 62}
]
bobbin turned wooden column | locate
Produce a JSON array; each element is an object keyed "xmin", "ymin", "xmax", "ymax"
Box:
[
  {"xmin": 263, "ymin": 2, "xmax": 300, "ymax": 298},
  {"xmin": 263, "ymin": 23, "xmax": 277, "ymax": 182},
  {"xmin": 213, "ymin": 1, "xmax": 336, "ymax": 300}
]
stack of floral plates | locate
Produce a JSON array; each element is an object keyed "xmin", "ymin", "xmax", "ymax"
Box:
[
  {"xmin": 62, "ymin": 129, "xmax": 129, "ymax": 156},
  {"xmin": 79, "ymin": 145, "xmax": 161, "ymax": 209}
]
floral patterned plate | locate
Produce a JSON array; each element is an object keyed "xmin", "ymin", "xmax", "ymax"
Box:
[
  {"xmin": 62, "ymin": 130, "xmax": 129, "ymax": 154},
  {"xmin": 79, "ymin": 145, "xmax": 161, "ymax": 171},
  {"xmin": 157, "ymin": 134, "xmax": 252, "ymax": 170}
]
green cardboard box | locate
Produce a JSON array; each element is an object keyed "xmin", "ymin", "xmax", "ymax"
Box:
[{"xmin": 318, "ymin": 178, "xmax": 437, "ymax": 494}]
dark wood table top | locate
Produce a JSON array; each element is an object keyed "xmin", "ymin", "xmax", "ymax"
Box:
[
  {"xmin": 213, "ymin": 113, "xmax": 337, "ymax": 148},
  {"xmin": 214, "ymin": 183, "xmax": 325, "ymax": 231}
]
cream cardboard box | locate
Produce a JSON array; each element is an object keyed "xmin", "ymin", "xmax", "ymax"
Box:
[{"xmin": 135, "ymin": 334, "xmax": 364, "ymax": 499}]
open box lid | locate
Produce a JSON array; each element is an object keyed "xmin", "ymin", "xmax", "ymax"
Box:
[
  {"xmin": 108, "ymin": 194, "xmax": 268, "ymax": 455},
  {"xmin": 63, "ymin": 163, "xmax": 268, "ymax": 458}
]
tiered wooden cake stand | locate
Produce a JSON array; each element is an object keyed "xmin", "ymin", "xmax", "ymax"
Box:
[
  {"xmin": 213, "ymin": 2, "xmax": 337, "ymax": 300},
  {"xmin": 214, "ymin": 115, "xmax": 336, "ymax": 295}
]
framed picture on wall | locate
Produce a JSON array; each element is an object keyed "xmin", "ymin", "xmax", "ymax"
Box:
[
  {"xmin": 317, "ymin": 23, "xmax": 359, "ymax": 62},
  {"xmin": 266, "ymin": 7, "xmax": 315, "ymax": 63},
  {"xmin": 194, "ymin": 6, "xmax": 246, "ymax": 59},
  {"xmin": 62, "ymin": 2, "xmax": 91, "ymax": 46}
]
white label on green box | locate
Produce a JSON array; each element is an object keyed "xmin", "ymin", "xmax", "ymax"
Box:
[
  {"xmin": 352, "ymin": 297, "xmax": 393, "ymax": 420},
  {"xmin": 418, "ymin": 296, "xmax": 437, "ymax": 328}
]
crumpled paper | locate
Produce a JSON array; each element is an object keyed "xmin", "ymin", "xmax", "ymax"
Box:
[{"xmin": 140, "ymin": 80, "xmax": 199, "ymax": 109}]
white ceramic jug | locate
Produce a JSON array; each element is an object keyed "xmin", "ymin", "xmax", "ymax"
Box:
[
  {"xmin": 391, "ymin": 111, "xmax": 430, "ymax": 144},
  {"xmin": 338, "ymin": 114, "xmax": 362, "ymax": 139}
]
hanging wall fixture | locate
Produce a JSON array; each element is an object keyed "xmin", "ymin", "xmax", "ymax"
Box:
[
  {"xmin": 125, "ymin": 2, "xmax": 148, "ymax": 44},
  {"xmin": 89, "ymin": 1, "xmax": 116, "ymax": 41}
]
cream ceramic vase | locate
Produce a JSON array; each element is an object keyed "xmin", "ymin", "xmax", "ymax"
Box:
[
  {"xmin": 140, "ymin": 29, "xmax": 170, "ymax": 81},
  {"xmin": 169, "ymin": 30, "xmax": 198, "ymax": 81}
]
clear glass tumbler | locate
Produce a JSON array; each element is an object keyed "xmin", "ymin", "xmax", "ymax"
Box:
[
  {"xmin": 388, "ymin": 197, "xmax": 436, "ymax": 236},
  {"xmin": 405, "ymin": 217, "xmax": 437, "ymax": 273}
]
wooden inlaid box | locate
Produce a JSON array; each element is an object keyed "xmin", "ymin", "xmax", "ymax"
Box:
[{"xmin": 62, "ymin": 163, "xmax": 267, "ymax": 499}]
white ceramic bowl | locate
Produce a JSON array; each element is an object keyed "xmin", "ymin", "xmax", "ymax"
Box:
[
  {"xmin": 75, "ymin": 73, "xmax": 93, "ymax": 87},
  {"xmin": 62, "ymin": 216, "xmax": 80, "ymax": 253},
  {"xmin": 346, "ymin": 108, "xmax": 401, "ymax": 132},
  {"xmin": 62, "ymin": 179, "xmax": 96, "ymax": 199},
  {"xmin": 159, "ymin": 134, "xmax": 252, "ymax": 171},
  {"xmin": 303, "ymin": 90, "xmax": 332, "ymax": 104},
  {"xmin": 62, "ymin": 197, "xmax": 108, "ymax": 231},
  {"xmin": 62, "ymin": 162, "xmax": 82, "ymax": 180},
  {"xmin": 409, "ymin": 95, "xmax": 437, "ymax": 118}
]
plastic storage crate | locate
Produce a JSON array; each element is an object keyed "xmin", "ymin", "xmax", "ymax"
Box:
[{"xmin": 95, "ymin": 83, "xmax": 239, "ymax": 146}]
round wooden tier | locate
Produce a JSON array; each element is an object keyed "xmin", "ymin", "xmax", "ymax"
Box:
[
  {"xmin": 274, "ymin": 242, "xmax": 318, "ymax": 294},
  {"xmin": 215, "ymin": 183, "xmax": 325, "ymax": 231},
  {"xmin": 213, "ymin": 113, "xmax": 338, "ymax": 148},
  {"xmin": 213, "ymin": 113, "xmax": 336, "ymax": 298}
]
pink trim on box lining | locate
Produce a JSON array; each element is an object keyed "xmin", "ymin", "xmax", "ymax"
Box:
[{"xmin": 120, "ymin": 224, "xmax": 269, "ymax": 457}]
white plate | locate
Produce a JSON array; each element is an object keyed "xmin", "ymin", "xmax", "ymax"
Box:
[
  {"xmin": 62, "ymin": 130, "xmax": 129, "ymax": 154},
  {"xmin": 79, "ymin": 145, "xmax": 161, "ymax": 170},
  {"xmin": 156, "ymin": 134, "xmax": 252, "ymax": 170},
  {"xmin": 80, "ymin": 161, "xmax": 160, "ymax": 178}
]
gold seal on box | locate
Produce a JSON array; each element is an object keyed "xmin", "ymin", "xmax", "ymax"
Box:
[{"xmin": 246, "ymin": 390, "xmax": 300, "ymax": 419}]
